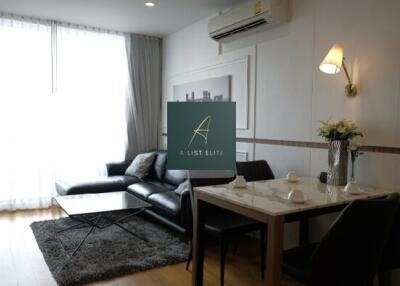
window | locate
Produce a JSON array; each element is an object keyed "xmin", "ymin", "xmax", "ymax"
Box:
[
  {"xmin": 0, "ymin": 16, "xmax": 128, "ymax": 210},
  {"xmin": 54, "ymin": 25, "xmax": 128, "ymax": 180}
]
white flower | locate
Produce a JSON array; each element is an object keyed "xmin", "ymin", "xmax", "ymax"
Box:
[
  {"xmin": 350, "ymin": 138, "xmax": 362, "ymax": 150},
  {"xmin": 318, "ymin": 119, "xmax": 363, "ymax": 141},
  {"xmin": 337, "ymin": 126, "xmax": 346, "ymax": 133}
]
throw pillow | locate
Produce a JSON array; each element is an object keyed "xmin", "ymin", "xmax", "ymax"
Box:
[
  {"xmin": 125, "ymin": 152, "xmax": 156, "ymax": 178},
  {"xmin": 174, "ymin": 179, "xmax": 191, "ymax": 196}
]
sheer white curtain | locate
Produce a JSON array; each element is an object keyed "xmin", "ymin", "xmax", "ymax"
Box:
[
  {"xmin": 0, "ymin": 17, "xmax": 54, "ymax": 210},
  {"xmin": 0, "ymin": 17, "xmax": 128, "ymax": 211},
  {"xmin": 54, "ymin": 25, "xmax": 128, "ymax": 181}
]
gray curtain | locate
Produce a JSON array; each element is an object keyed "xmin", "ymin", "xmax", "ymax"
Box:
[{"xmin": 125, "ymin": 34, "xmax": 162, "ymax": 160}]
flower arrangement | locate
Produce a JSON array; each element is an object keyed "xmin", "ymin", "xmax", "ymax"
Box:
[
  {"xmin": 318, "ymin": 119, "xmax": 364, "ymax": 185},
  {"xmin": 318, "ymin": 119, "xmax": 363, "ymax": 142}
]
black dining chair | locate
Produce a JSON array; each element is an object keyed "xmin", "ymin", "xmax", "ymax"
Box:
[
  {"xmin": 236, "ymin": 160, "xmax": 275, "ymax": 182},
  {"xmin": 186, "ymin": 160, "xmax": 275, "ymax": 286},
  {"xmin": 378, "ymin": 195, "xmax": 400, "ymax": 286},
  {"xmin": 282, "ymin": 193, "xmax": 399, "ymax": 286}
]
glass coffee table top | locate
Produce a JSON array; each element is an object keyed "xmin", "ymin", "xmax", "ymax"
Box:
[{"xmin": 55, "ymin": 191, "xmax": 152, "ymax": 216}]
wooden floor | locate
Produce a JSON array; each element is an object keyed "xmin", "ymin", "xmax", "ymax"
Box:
[{"xmin": 0, "ymin": 208, "xmax": 303, "ymax": 286}]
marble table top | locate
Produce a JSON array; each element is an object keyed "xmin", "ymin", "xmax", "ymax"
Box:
[{"xmin": 195, "ymin": 177, "xmax": 398, "ymax": 216}]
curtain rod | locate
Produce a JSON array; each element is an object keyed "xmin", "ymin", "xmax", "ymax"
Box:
[
  {"xmin": 0, "ymin": 10, "xmax": 143, "ymax": 37},
  {"xmin": 0, "ymin": 11, "xmax": 50, "ymax": 26}
]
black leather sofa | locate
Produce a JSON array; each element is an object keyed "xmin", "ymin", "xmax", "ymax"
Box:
[{"xmin": 56, "ymin": 151, "xmax": 192, "ymax": 234}]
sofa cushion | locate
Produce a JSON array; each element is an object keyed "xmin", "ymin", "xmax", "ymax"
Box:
[
  {"xmin": 147, "ymin": 151, "xmax": 167, "ymax": 181},
  {"xmin": 143, "ymin": 179, "xmax": 176, "ymax": 191},
  {"xmin": 55, "ymin": 176, "xmax": 140, "ymax": 196},
  {"xmin": 125, "ymin": 152, "xmax": 156, "ymax": 178},
  {"xmin": 147, "ymin": 191, "xmax": 181, "ymax": 221},
  {"xmin": 127, "ymin": 182, "xmax": 169, "ymax": 200},
  {"xmin": 164, "ymin": 169, "xmax": 187, "ymax": 187}
]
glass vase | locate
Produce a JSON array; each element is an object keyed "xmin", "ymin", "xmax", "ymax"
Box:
[{"xmin": 350, "ymin": 157, "xmax": 356, "ymax": 183}]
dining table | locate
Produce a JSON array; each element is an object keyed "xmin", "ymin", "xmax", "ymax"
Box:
[{"xmin": 191, "ymin": 177, "xmax": 398, "ymax": 286}]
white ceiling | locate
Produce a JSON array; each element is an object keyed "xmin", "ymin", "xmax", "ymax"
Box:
[{"xmin": 0, "ymin": 0, "xmax": 245, "ymax": 37}]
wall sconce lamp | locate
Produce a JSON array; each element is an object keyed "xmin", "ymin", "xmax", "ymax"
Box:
[{"xmin": 319, "ymin": 44, "xmax": 357, "ymax": 97}]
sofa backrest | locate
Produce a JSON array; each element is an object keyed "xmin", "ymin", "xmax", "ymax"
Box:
[
  {"xmin": 164, "ymin": 169, "xmax": 187, "ymax": 187},
  {"xmin": 147, "ymin": 151, "xmax": 167, "ymax": 181},
  {"xmin": 146, "ymin": 150, "xmax": 187, "ymax": 187}
]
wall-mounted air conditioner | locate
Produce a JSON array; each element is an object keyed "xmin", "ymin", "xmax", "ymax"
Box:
[{"xmin": 208, "ymin": 0, "xmax": 289, "ymax": 42}]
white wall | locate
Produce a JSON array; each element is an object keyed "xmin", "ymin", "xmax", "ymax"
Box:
[
  {"xmin": 162, "ymin": 0, "xmax": 400, "ymax": 185},
  {"xmin": 162, "ymin": 0, "xmax": 400, "ymax": 282}
]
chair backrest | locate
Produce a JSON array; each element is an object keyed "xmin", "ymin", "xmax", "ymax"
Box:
[
  {"xmin": 236, "ymin": 160, "xmax": 275, "ymax": 182},
  {"xmin": 310, "ymin": 194, "xmax": 399, "ymax": 286},
  {"xmin": 381, "ymin": 195, "xmax": 400, "ymax": 270}
]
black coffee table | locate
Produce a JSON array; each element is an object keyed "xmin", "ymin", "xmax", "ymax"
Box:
[{"xmin": 54, "ymin": 191, "xmax": 152, "ymax": 256}]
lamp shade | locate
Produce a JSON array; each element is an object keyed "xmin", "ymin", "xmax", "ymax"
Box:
[{"xmin": 319, "ymin": 44, "xmax": 344, "ymax": 74}]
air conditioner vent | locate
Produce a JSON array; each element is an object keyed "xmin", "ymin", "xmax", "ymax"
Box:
[
  {"xmin": 211, "ymin": 18, "xmax": 267, "ymax": 40},
  {"xmin": 208, "ymin": 0, "xmax": 289, "ymax": 42}
]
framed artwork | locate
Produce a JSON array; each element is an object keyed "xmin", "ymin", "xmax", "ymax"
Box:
[{"xmin": 173, "ymin": 75, "xmax": 231, "ymax": 102}]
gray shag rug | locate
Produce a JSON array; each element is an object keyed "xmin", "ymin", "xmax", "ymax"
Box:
[{"xmin": 31, "ymin": 214, "xmax": 189, "ymax": 286}]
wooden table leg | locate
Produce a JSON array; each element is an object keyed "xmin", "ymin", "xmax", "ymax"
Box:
[
  {"xmin": 266, "ymin": 215, "xmax": 284, "ymax": 286},
  {"xmin": 192, "ymin": 191, "xmax": 205, "ymax": 286}
]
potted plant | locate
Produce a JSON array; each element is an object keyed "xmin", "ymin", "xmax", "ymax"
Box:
[{"xmin": 318, "ymin": 120, "xmax": 363, "ymax": 186}]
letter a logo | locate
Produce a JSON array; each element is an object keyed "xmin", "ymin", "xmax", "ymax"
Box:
[{"xmin": 188, "ymin": 116, "xmax": 211, "ymax": 147}]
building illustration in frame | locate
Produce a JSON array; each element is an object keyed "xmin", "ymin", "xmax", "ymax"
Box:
[{"xmin": 173, "ymin": 75, "xmax": 231, "ymax": 102}]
